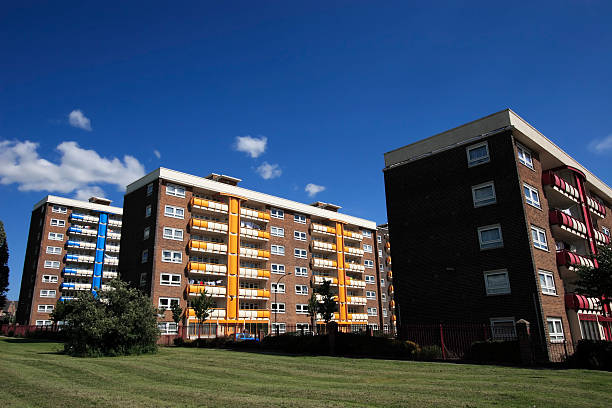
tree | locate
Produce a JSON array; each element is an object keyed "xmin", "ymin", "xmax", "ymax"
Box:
[
  {"xmin": 307, "ymin": 290, "xmax": 319, "ymax": 335},
  {"xmin": 315, "ymin": 280, "xmax": 337, "ymax": 325},
  {"xmin": 190, "ymin": 289, "xmax": 215, "ymax": 339},
  {"xmin": 576, "ymin": 244, "xmax": 612, "ymax": 315},
  {"xmin": 170, "ymin": 301, "xmax": 183, "ymax": 335},
  {"xmin": 0, "ymin": 221, "xmax": 9, "ymax": 309}
]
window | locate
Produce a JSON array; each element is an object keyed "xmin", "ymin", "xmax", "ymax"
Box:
[
  {"xmin": 145, "ymin": 205, "xmax": 152, "ymax": 218},
  {"xmin": 362, "ymin": 230, "xmax": 372, "ymax": 238},
  {"xmin": 166, "ymin": 183, "xmax": 186, "ymax": 198},
  {"xmin": 523, "ymin": 184, "xmax": 541, "ymax": 209},
  {"xmin": 158, "ymin": 322, "xmax": 178, "ymax": 335},
  {"xmin": 466, "ymin": 141, "xmax": 490, "ymax": 167},
  {"xmin": 52, "ymin": 205, "xmax": 67, "ymax": 214},
  {"xmin": 380, "ymin": 278, "xmax": 385, "ymax": 287},
  {"xmin": 295, "ymin": 267, "xmax": 308, "ymax": 277},
  {"xmin": 271, "ymin": 264, "xmax": 285, "ymax": 274},
  {"xmin": 490, "ymin": 318, "xmax": 516, "ymax": 339},
  {"xmin": 158, "ymin": 297, "xmax": 180, "ymax": 310},
  {"xmin": 377, "ymin": 236, "xmax": 382, "ymax": 243},
  {"xmin": 50, "ymin": 219, "xmax": 65, "ymax": 227},
  {"xmin": 42, "ymin": 275, "xmax": 58, "ymax": 283},
  {"xmin": 367, "ymin": 307, "xmax": 377, "ymax": 316},
  {"xmin": 296, "ymin": 304, "xmax": 309, "ymax": 314},
  {"xmin": 296, "ymin": 323, "xmax": 310, "ymax": 331},
  {"xmin": 40, "ymin": 290, "xmax": 56, "ymax": 298},
  {"xmin": 37, "ymin": 304, "xmax": 54, "ymax": 313},
  {"xmin": 364, "ymin": 260, "xmax": 374, "ymax": 268},
  {"xmin": 141, "ymin": 250, "xmax": 149, "ymax": 263},
  {"xmin": 363, "ymin": 244, "xmax": 372, "ymax": 253},
  {"xmin": 378, "ymin": 249, "xmax": 382, "ymax": 257},
  {"xmin": 294, "ymin": 214, "xmax": 306, "ymax": 224},
  {"xmin": 162, "ymin": 250, "xmax": 182, "ymax": 263},
  {"xmin": 44, "ymin": 260, "xmax": 60, "ymax": 269},
  {"xmin": 295, "ymin": 285, "xmax": 308, "ymax": 295},
  {"xmin": 146, "ymin": 183, "xmax": 153, "ymax": 196},
  {"xmin": 271, "ymin": 283, "xmax": 285, "ymax": 293},
  {"xmin": 139, "ymin": 273, "xmax": 147, "ymax": 287},
  {"xmin": 531, "ymin": 225, "xmax": 548, "ymax": 251},
  {"xmin": 48, "ymin": 232, "xmax": 63, "ymax": 241},
  {"xmin": 271, "ymin": 303, "xmax": 285, "ymax": 313},
  {"xmin": 160, "ymin": 273, "xmax": 181, "ymax": 286},
  {"xmin": 580, "ymin": 320, "xmax": 601, "ymax": 341},
  {"xmin": 547, "ymin": 317, "xmax": 565, "ymax": 343},
  {"xmin": 477, "ymin": 224, "xmax": 503, "ymax": 250},
  {"xmin": 271, "ymin": 322, "xmax": 286, "ymax": 334},
  {"xmin": 379, "ymin": 263, "xmax": 384, "ymax": 270},
  {"xmin": 483, "ymin": 270, "xmax": 511, "ymax": 295},
  {"xmin": 294, "ymin": 231, "xmax": 307, "ymax": 241},
  {"xmin": 381, "ymin": 293, "xmax": 387, "ymax": 301},
  {"xmin": 35, "ymin": 320, "xmax": 52, "ymax": 326},
  {"xmin": 143, "ymin": 227, "xmax": 150, "ymax": 240},
  {"xmin": 46, "ymin": 246, "xmax": 62, "ymax": 255},
  {"xmin": 365, "ymin": 275, "xmax": 375, "ymax": 284},
  {"xmin": 271, "ymin": 245, "xmax": 285, "ymax": 256},
  {"xmin": 164, "ymin": 205, "xmax": 184, "ymax": 219},
  {"xmin": 603, "ymin": 226, "xmax": 610, "ymax": 237},
  {"xmin": 366, "ymin": 291, "xmax": 376, "ymax": 299},
  {"xmin": 271, "ymin": 208, "xmax": 284, "ymax": 219},
  {"xmin": 472, "ymin": 182, "xmax": 496, "ymax": 207},
  {"xmin": 383, "ymin": 309, "xmax": 388, "ymax": 317},
  {"xmin": 163, "ymin": 227, "xmax": 183, "ymax": 241},
  {"xmin": 539, "ymin": 270, "xmax": 557, "ymax": 295},
  {"xmin": 517, "ymin": 143, "xmax": 534, "ymax": 169},
  {"xmin": 294, "ymin": 249, "xmax": 307, "ymax": 259},
  {"xmin": 270, "ymin": 226, "xmax": 284, "ymax": 237}
]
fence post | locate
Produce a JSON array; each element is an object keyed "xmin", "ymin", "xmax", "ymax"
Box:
[
  {"xmin": 439, "ymin": 323, "xmax": 447, "ymax": 360},
  {"xmin": 516, "ymin": 319, "xmax": 533, "ymax": 365}
]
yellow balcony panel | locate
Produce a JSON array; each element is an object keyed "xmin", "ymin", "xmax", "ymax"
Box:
[
  {"xmin": 187, "ymin": 308, "xmax": 226, "ymax": 320},
  {"xmin": 344, "ymin": 246, "xmax": 364, "ymax": 257},
  {"xmin": 345, "ymin": 263, "xmax": 365, "ymax": 273},
  {"xmin": 311, "ymin": 258, "xmax": 337, "ymax": 269},
  {"xmin": 239, "ymin": 267, "xmax": 270, "ymax": 279},
  {"xmin": 387, "ymin": 270, "xmax": 393, "ymax": 279},
  {"xmin": 343, "ymin": 230, "xmax": 363, "ymax": 241},
  {"xmin": 311, "ymin": 240, "xmax": 336, "ymax": 252},
  {"xmin": 345, "ymin": 278, "xmax": 365, "ymax": 288},
  {"xmin": 240, "ymin": 208, "xmax": 270, "ymax": 222},
  {"xmin": 240, "ymin": 227, "xmax": 270, "ymax": 240},
  {"xmin": 346, "ymin": 296, "xmax": 367, "ymax": 305},
  {"xmin": 188, "ymin": 285, "xmax": 226, "ymax": 297},
  {"xmin": 189, "ymin": 240, "xmax": 228, "ymax": 254},
  {"xmin": 239, "ymin": 247, "xmax": 270, "ymax": 259},
  {"xmin": 239, "ymin": 288, "xmax": 271, "ymax": 299},
  {"xmin": 311, "ymin": 223, "xmax": 336, "ymax": 235},
  {"xmin": 190, "ymin": 219, "xmax": 228, "ymax": 234},
  {"xmin": 348, "ymin": 313, "xmax": 368, "ymax": 322},
  {"xmin": 314, "ymin": 275, "xmax": 338, "ymax": 286},
  {"xmin": 238, "ymin": 309, "xmax": 270, "ymax": 319},
  {"xmin": 191, "ymin": 197, "xmax": 229, "ymax": 213},
  {"xmin": 188, "ymin": 262, "xmax": 227, "ymax": 276}
]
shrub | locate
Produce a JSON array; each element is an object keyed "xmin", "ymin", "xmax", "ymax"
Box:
[
  {"xmin": 568, "ymin": 340, "xmax": 612, "ymax": 371},
  {"xmin": 465, "ymin": 340, "xmax": 520, "ymax": 364},
  {"xmin": 417, "ymin": 345, "xmax": 443, "ymax": 360}
]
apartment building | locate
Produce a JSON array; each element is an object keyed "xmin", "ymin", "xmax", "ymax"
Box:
[
  {"xmin": 120, "ymin": 168, "xmax": 383, "ymax": 337},
  {"xmin": 376, "ymin": 224, "xmax": 396, "ymax": 332},
  {"xmin": 383, "ymin": 109, "xmax": 612, "ymax": 359},
  {"xmin": 16, "ymin": 196, "xmax": 122, "ymax": 325}
]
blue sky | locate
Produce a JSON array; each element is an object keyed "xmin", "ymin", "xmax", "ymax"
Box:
[{"xmin": 2, "ymin": 1, "xmax": 612, "ymax": 300}]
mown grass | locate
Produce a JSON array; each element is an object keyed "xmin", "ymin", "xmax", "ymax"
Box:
[{"xmin": 1, "ymin": 337, "xmax": 611, "ymax": 407}]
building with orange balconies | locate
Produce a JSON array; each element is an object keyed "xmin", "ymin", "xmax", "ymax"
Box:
[
  {"xmin": 120, "ymin": 168, "xmax": 385, "ymax": 337},
  {"xmin": 384, "ymin": 109, "xmax": 612, "ymax": 361}
]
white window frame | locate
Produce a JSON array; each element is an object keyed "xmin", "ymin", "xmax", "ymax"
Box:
[
  {"xmin": 364, "ymin": 260, "xmax": 374, "ymax": 268},
  {"xmin": 294, "ymin": 266, "xmax": 308, "ymax": 277},
  {"xmin": 146, "ymin": 183, "xmax": 153, "ymax": 196},
  {"xmin": 271, "ymin": 264, "xmax": 285, "ymax": 274},
  {"xmin": 42, "ymin": 275, "xmax": 58, "ymax": 283},
  {"xmin": 547, "ymin": 317, "xmax": 565, "ymax": 343},
  {"xmin": 271, "ymin": 245, "xmax": 285, "ymax": 256},
  {"xmin": 466, "ymin": 141, "xmax": 490, "ymax": 167},
  {"xmin": 160, "ymin": 273, "xmax": 181, "ymax": 286},
  {"xmin": 141, "ymin": 249, "xmax": 149, "ymax": 264},
  {"xmin": 271, "ymin": 322, "xmax": 286, "ymax": 333},
  {"xmin": 381, "ymin": 293, "xmax": 387, "ymax": 301},
  {"xmin": 52, "ymin": 205, "xmax": 67, "ymax": 214},
  {"xmin": 366, "ymin": 291, "xmax": 376, "ymax": 300},
  {"xmin": 37, "ymin": 304, "xmax": 54, "ymax": 313},
  {"xmin": 296, "ymin": 304, "xmax": 309, "ymax": 314},
  {"xmin": 483, "ymin": 269, "xmax": 511, "ymax": 295},
  {"xmin": 294, "ymin": 214, "xmax": 306, "ymax": 224},
  {"xmin": 294, "ymin": 248, "xmax": 307, "ymax": 259},
  {"xmin": 145, "ymin": 205, "xmax": 152, "ymax": 218},
  {"xmin": 538, "ymin": 270, "xmax": 557, "ymax": 295},
  {"xmin": 490, "ymin": 318, "xmax": 516, "ymax": 339},
  {"xmin": 378, "ymin": 249, "xmax": 382, "ymax": 257},
  {"xmin": 377, "ymin": 236, "xmax": 382, "ymax": 243},
  {"xmin": 35, "ymin": 320, "xmax": 52, "ymax": 326},
  {"xmin": 46, "ymin": 246, "xmax": 62, "ymax": 255},
  {"xmin": 158, "ymin": 322, "xmax": 179, "ymax": 335},
  {"xmin": 523, "ymin": 183, "xmax": 541, "ymax": 209},
  {"xmin": 143, "ymin": 227, "xmax": 150, "ymax": 240},
  {"xmin": 271, "ymin": 303, "xmax": 286, "ymax": 314},
  {"xmin": 44, "ymin": 260, "xmax": 60, "ymax": 269},
  {"xmin": 295, "ymin": 285, "xmax": 308, "ymax": 295},
  {"xmin": 50, "ymin": 218, "xmax": 65, "ymax": 227},
  {"xmin": 365, "ymin": 275, "xmax": 375, "ymax": 284},
  {"xmin": 294, "ymin": 231, "xmax": 307, "ymax": 241},
  {"xmin": 271, "ymin": 208, "xmax": 284, "ymax": 219},
  {"xmin": 163, "ymin": 227, "xmax": 184, "ymax": 241},
  {"xmin": 362, "ymin": 230, "xmax": 372, "ymax": 238},
  {"xmin": 531, "ymin": 225, "xmax": 548, "ymax": 251},
  {"xmin": 40, "ymin": 290, "xmax": 56, "ymax": 298},
  {"xmin": 477, "ymin": 224, "xmax": 503, "ymax": 250},
  {"xmin": 161, "ymin": 250, "xmax": 182, "ymax": 263},
  {"xmin": 48, "ymin": 232, "xmax": 64, "ymax": 241},
  {"xmin": 517, "ymin": 143, "xmax": 534, "ymax": 170},
  {"xmin": 166, "ymin": 183, "xmax": 186, "ymax": 198},
  {"xmin": 270, "ymin": 226, "xmax": 284, "ymax": 237},
  {"xmin": 271, "ymin": 283, "xmax": 285, "ymax": 293},
  {"xmin": 367, "ymin": 307, "xmax": 377, "ymax": 316},
  {"xmin": 472, "ymin": 181, "xmax": 497, "ymax": 207},
  {"xmin": 164, "ymin": 205, "xmax": 184, "ymax": 219},
  {"xmin": 602, "ymin": 226, "xmax": 610, "ymax": 237},
  {"xmin": 363, "ymin": 244, "xmax": 372, "ymax": 253},
  {"xmin": 383, "ymin": 309, "xmax": 388, "ymax": 317},
  {"xmin": 158, "ymin": 297, "xmax": 180, "ymax": 310}
]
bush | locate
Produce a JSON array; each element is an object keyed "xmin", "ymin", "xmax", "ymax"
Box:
[
  {"xmin": 465, "ymin": 340, "xmax": 520, "ymax": 364},
  {"xmin": 417, "ymin": 345, "xmax": 443, "ymax": 360},
  {"xmin": 568, "ymin": 340, "xmax": 612, "ymax": 371}
]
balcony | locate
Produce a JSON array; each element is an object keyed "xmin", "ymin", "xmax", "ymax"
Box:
[
  {"xmin": 346, "ymin": 296, "xmax": 366, "ymax": 305},
  {"xmin": 190, "ymin": 219, "xmax": 228, "ymax": 234},
  {"xmin": 311, "ymin": 258, "xmax": 337, "ymax": 270},
  {"xmin": 105, "ymin": 244, "xmax": 120, "ymax": 253},
  {"xmin": 345, "ymin": 278, "xmax": 365, "ymax": 289},
  {"xmin": 238, "ymin": 309, "xmax": 270, "ymax": 320},
  {"xmin": 239, "ymin": 267, "xmax": 270, "ymax": 280},
  {"xmin": 385, "ymin": 242, "xmax": 391, "ymax": 252},
  {"xmin": 240, "ymin": 227, "xmax": 270, "ymax": 241},
  {"xmin": 345, "ymin": 263, "xmax": 365, "ymax": 273},
  {"xmin": 189, "ymin": 240, "xmax": 228, "ymax": 254},
  {"xmin": 542, "ymin": 171, "xmax": 580, "ymax": 206},
  {"xmin": 240, "ymin": 208, "xmax": 270, "ymax": 222},
  {"xmin": 188, "ymin": 284, "xmax": 226, "ymax": 297},
  {"xmin": 387, "ymin": 256, "xmax": 391, "ymax": 264},
  {"xmin": 314, "ymin": 276, "xmax": 338, "ymax": 286},
  {"xmin": 387, "ymin": 270, "xmax": 392, "ymax": 279},
  {"xmin": 104, "ymin": 256, "xmax": 119, "ymax": 266},
  {"xmin": 311, "ymin": 240, "xmax": 336, "ymax": 253},
  {"xmin": 189, "ymin": 262, "xmax": 227, "ymax": 276},
  {"xmin": 103, "ymin": 271, "xmax": 118, "ymax": 279},
  {"xmin": 240, "ymin": 247, "xmax": 270, "ymax": 260},
  {"xmin": 188, "ymin": 307, "xmax": 226, "ymax": 320},
  {"xmin": 587, "ymin": 196, "xmax": 606, "ymax": 218},
  {"xmin": 63, "ymin": 267, "xmax": 93, "ymax": 277},
  {"xmin": 549, "ymin": 210, "xmax": 587, "ymax": 240},
  {"xmin": 106, "ymin": 231, "xmax": 121, "ymax": 240},
  {"xmin": 556, "ymin": 250, "xmax": 595, "ymax": 271},
  {"xmin": 68, "ymin": 226, "xmax": 97, "ymax": 237},
  {"xmin": 66, "ymin": 240, "xmax": 95, "ymax": 250},
  {"xmin": 388, "ymin": 284, "xmax": 394, "ymax": 295},
  {"xmin": 70, "ymin": 213, "xmax": 98, "ymax": 224},
  {"xmin": 59, "ymin": 296, "xmax": 75, "ymax": 302},
  {"xmin": 239, "ymin": 288, "xmax": 270, "ymax": 299},
  {"xmin": 344, "ymin": 246, "xmax": 364, "ymax": 257},
  {"xmin": 65, "ymin": 254, "xmax": 94, "ymax": 264},
  {"xmin": 61, "ymin": 282, "xmax": 91, "ymax": 291},
  {"xmin": 108, "ymin": 218, "xmax": 122, "ymax": 227},
  {"xmin": 311, "ymin": 223, "xmax": 336, "ymax": 236},
  {"xmin": 594, "ymin": 230, "xmax": 611, "ymax": 246},
  {"xmin": 191, "ymin": 197, "xmax": 228, "ymax": 214},
  {"xmin": 347, "ymin": 313, "xmax": 368, "ymax": 322},
  {"xmin": 343, "ymin": 230, "xmax": 363, "ymax": 241},
  {"xmin": 389, "ymin": 299, "xmax": 395, "ymax": 308}
]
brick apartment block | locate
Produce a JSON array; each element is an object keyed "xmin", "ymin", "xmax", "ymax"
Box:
[
  {"xmin": 16, "ymin": 196, "xmax": 122, "ymax": 325},
  {"xmin": 384, "ymin": 109, "xmax": 612, "ymax": 360},
  {"xmin": 119, "ymin": 168, "xmax": 394, "ymax": 337}
]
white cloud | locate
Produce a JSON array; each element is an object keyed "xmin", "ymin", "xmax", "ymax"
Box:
[
  {"xmin": 305, "ymin": 183, "xmax": 326, "ymax": 197},
  {"xmin": 588, "ymin": 134, "xmax": 612, "ymax": 154},
  {"xmin": 153, "ymin": 149, "xmax": 161, "ymax": 159},
  {"xmin": 0, "ymin": 140, "xmax": 146, "ymax": 195},
  {"xmin": 68, "ymin": 109, "xmax": 92, "ymax": 131},
  {"xmin": 74, "ymin": 185, "xmax": 106, "ymax": 201},
  {"xmin": 255, "ymin": 162, "xmax": 282, "ymax": 180},
  {"xmin": 234, "ymin": 135, "xmax": 267, "ymax": 158}
]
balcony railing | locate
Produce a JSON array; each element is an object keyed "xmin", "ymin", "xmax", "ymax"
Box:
[
  {"xmin": 66, "ymin": 240, "xmax": 96, "ymax": 250},
  {"xmin": 189, "ymin": 240, "xmax": 228, "ymax": 254},
  {"xmin": 311, "ymin": 240, "xmax": 336, "ymax": 253},
  {"xmin": 388, "ymin": 284, "xmax": 394, "ymax": 295},
  {"xmin": 105, "ymin": 244, "xmax": 120, "ymax": 253},
  {"xmin": 106, "ymin": 231, "xmax": 121, "ymax": 240},
  {"xmin": 239, "ymin": 288, "xmax": 270, "ymax": 299},
  {"xmin": 556, "ymin": 250, "xmax": 595, "ymax": 270},
  {"xmin": 239, "ymin": 247, "xmax": 270, "ymax": 260},
  {"xmin": 238, "ymin": 309, "xmax": 270, "ymax": 319},
  {"xmin": 188, "ymin": 285, "xmax": 226, "ymax": 297},
  {"xmin": 343, "ymin": 230, "xmax": 363, "ymax": 241},
  {"xmin": 191, "ymin": 197, "xmax": 228, "ymax": 213},
  {"xmin": 240, "ymin": 208, "xmax": 270, "ymax": 222},
  {"xmin": 389, "ymin": 299, "xmax": 395, "ymax": 308},
  {"xmin": 542, "ymin": 171, "xmax": 580, "ymax": 203},
  {"xmin": 240, "ymin": 227, "xmax": 270, "ymax": 241},
  {"xmin": 387, "ymin": 270, "xmax": 392, "ymax": 279},
  {"xmin": 314, "ymin": 276, "xmax": 337, "ymax": 285},
  {"xmin": 345, "ymin": 278, "xmax": 365, "ymax": 289},
  {"xmin": 190, "ymin": 219, "xmax": 228, "ymax": 234},
  {"xmin": 344, "ymin": 246, "xmax": 364, "ymax": 257},
  {"xmin": 239, "ymin": 267, "xmax": 270, "ymax": 280},
  {"xmin": 67, "ymin": 226, "xmax": 97, "ymax": 237},
  {"xmin": 70, "ymin": 213, "xmax": 98, "ymax": 224},
  {"xmin": 188, "ymin": 262, "xmax": 227, "ymax": 275},
  {"xmin": 347, "ymin": 313, "xmax": 368, "ymax": 322},
  {"xmin": 311, "ymin": 223, "xmax": 336, "ymax": 235},
  {"xmin": 549, "ymin": 210, "xmax": 587, "ymax": 239},
  {"xmin": 104, "ymin": 257, "xmax": 119, "ymax": 266},
  {"xmin": 65, "ymin": 254, "xmax": 94, "ymax": 263},
  {"xmin": 594, "ymin": 229, "xmax": 611, "ymax": 246},
  {"xmin": 346, "ymin": 296, "xmax": 366, "ymax": 305},
  {"xmin": 188, "ymin": 307, "xmax": 226, "ymax": 320},
  {"xmin": 345, "ymin": 263, "xmax": 365, "ymax": 273},
  {"xmin": 108, "ymin": 218, "xmax": 122, "ymax": 227},
  {"xmin": 63, "ymin": 267, "xmax": 93, "ymax": 277},
  {"xmin": 61, "ymin": 282, "xmax": 91, "ymax": 291},
  {"xmin": 311, "ymin": 258, "xmax": 337, "ymax": 269},
  {"xmin": 587, "ymin": 196, "xmax": 606, "ymax": 218}
]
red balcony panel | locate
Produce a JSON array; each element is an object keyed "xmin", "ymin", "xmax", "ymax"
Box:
[
  {"xmin": 542, "ymin": 171, "xmax": 580, "ymax": 202},
  {"xmin": 587, "ymin": 196, "xmax": 606, "ymax": 218},
  {"xmin": 593, "ymin": 229, "xmax": 611, "ymax": 246},
  {"xmin": 556, "ymin": 250, "xmax": 596, "ymax": 269},
  {"xmin": 549, "ymin": 210, "xmax": 587, "ymax": 237}
]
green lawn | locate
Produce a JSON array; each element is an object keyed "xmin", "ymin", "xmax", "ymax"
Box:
[{"xmin": 1, "ymin": 337, "xmax": 611, "ymax": 407}]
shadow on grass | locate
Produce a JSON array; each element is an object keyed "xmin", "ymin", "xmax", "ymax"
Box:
[{"xmin": 1, "ymin": 337, "xmax": 61, "ymax": 344}]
